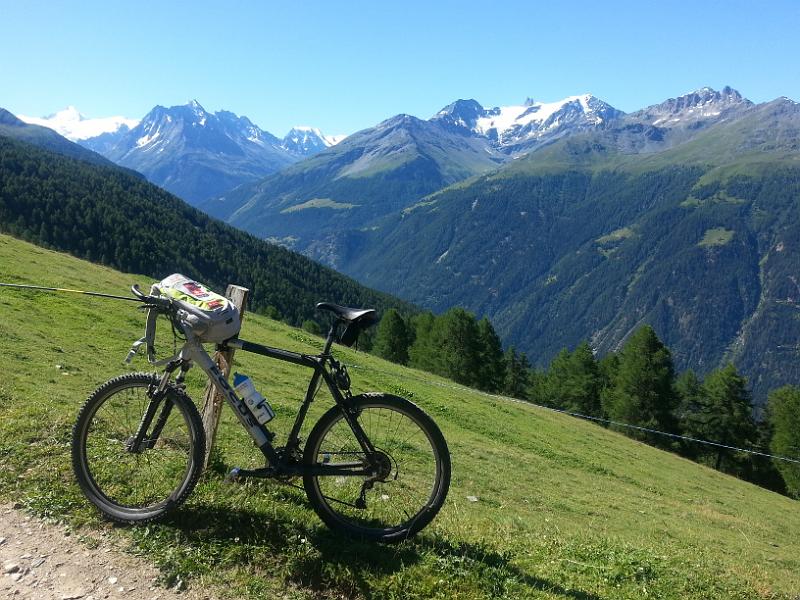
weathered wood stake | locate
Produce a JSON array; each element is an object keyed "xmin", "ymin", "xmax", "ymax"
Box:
[{"xmin": 201, "ymin": 284, "xmax": 249, "ymax": 471}]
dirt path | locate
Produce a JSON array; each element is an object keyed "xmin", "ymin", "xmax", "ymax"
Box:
[{"xmin": 0, "ymin": 505, "xmax": 216, "ymax": 600}]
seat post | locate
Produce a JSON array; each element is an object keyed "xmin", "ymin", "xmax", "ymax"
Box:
[{"xmin": 323, "ymin": 322, "xmax": 338, "ymax": 355}]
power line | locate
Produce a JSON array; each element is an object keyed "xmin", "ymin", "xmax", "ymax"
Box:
[{"xmin": 346, "ymin": 361, "xmax": 800, "ymax": 466}]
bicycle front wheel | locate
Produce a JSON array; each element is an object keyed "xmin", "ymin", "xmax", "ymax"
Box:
[
  {"xmin": 303, "ymin": 393, "xmax": 450, "ymax": 543},
  {"xmin": 72, "ymin": 373, "xmax": 205, "ymax": 523}
]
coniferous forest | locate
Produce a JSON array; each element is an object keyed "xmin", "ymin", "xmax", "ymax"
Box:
[
  {"xmin": 370, "ymin": 306, "xmax": 800, "ymax": 498},
  {"xmin": 0, "ymin": 135, "xmax": 415, "ymax": 325}
]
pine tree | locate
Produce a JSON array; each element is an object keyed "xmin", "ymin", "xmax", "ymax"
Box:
[
  {"xmin": 603, "ymin": 326, "xmax": 678, "ymax": 448},
  {"xmin": 697, "ymin": 364, "xmax": 757, "ymax": 473},
  {"xmin": 372, "ymin": 308, "xmax": 410, "ymax": 364},
  {"xmin": 357, "ymin": 325, "xmax": 375, "ymax": 352},
  {"xmin": 598, "ymin": 353, "xmax": 619, "ymax": 418},
  {"xmin": 301, "ymin": 319, "xmax": 321, "ymax": 335},
  {"xmin": 258, "ymin": 305, "xmax": 281, "ymax": 320},
  {"xmin": 408, "ymin": 312, "xmax": 436, "ymax": 370},
  {"xmin": 476, "ymin": 317, "xmax": 505, "ymax": 392},
  {"xmin": 427, "ymin": 308, "xmax": 482, "ymax": 386},
  {"xmin": 675, "ymin": 369, "xmax": 704, "ymax": 458},
  {"xmin": 542, "ymin": 342, "xmax": 602, "ymax": 415},
  {"xmin": 503, "ymin": 347, "xmax": 530, "ymax": 400},
  {"xmin": 527, "ymin": 369, "xmax": 547, "ymax": 404},
  {"xmin": 768, "ymin": 385, "xmax": 800, "ymax": 498},
  {"xmin": 744, "ymin": 416, "xmax": 787, "ymax": 494}
]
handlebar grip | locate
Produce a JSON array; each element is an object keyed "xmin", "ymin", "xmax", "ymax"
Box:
[{"xmin": 131, "ymin": 284, "xmax": 146, "ymax": 300}]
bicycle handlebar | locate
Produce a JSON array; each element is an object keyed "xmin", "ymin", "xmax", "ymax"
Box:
[
  {"xmin": 130, "ymin": 284, "xmax": 146, "ymax": 300},
  {"xmin": 131, "ymin": 284, "xmax": 172, "ymax": 309}
]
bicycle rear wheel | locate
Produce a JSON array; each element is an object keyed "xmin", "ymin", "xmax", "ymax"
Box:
[
  {"xmin": 72, "ymin": 373, "xmax": 204, "ymax": 523},
  {"xmin": 303, "ymin": 393, "xmax": 450, "ymax": 543}
]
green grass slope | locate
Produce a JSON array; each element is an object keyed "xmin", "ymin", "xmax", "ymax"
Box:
[{"xmin": 1, "ymin": 233, "xmax": 798, "ymax": 599}]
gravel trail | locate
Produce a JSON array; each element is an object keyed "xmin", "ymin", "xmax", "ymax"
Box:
[{"xmin": 0, "ymin": 504, "xmax": 216, "ymax": 600}]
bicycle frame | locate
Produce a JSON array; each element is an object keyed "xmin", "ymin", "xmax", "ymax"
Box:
[{"xmin": 137, "ymin": 323, "xmax": 378, "ymax": 479}]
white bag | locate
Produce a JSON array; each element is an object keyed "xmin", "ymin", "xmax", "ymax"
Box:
[{"xmin": 155, "ymin": 274, "xmax": 241, "ymax": 343}]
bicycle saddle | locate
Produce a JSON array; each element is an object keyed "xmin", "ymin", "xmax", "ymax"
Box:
[{"xmin": 315, "ymin": 302, "xmax": 378, "ymax": 326}]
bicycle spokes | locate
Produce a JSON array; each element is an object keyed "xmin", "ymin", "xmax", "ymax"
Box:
[
  {"xmin": 78, "ymin": 378, "xmax": 198, "ymax": 511},
  {"xmin": 305, "ymin": 401, "xmax": 446, "ymax": 537}
]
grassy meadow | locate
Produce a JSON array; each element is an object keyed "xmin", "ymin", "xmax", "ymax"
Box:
[{"xmin": 0, "ymin": 232, "xmax": 799, "ymax": 599}]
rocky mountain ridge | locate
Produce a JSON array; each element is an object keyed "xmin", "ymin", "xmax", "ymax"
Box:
[
  {"xmin": 207, "ymin": 86, "xmax": 758, "ymax": 255},
  {"xmin": 17, "ymin": 101, "xmax": 344, "ymax": 205},
  {"xmin": 431, "ymin": 93, "xmax": 625, "ymax": 152}
]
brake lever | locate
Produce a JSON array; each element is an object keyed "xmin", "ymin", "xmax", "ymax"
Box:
[{"xmin": 138, "ymin": 303, "xmax": 160, "ymax": 311}]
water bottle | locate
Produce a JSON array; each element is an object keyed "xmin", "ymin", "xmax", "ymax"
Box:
[{"xmin": 233, "ymin": 373, "xmax": 275, "ymax": 425}]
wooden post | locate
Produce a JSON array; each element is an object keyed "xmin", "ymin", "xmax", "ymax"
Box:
[{"xmin": 201, "ymin": 284, "xmax": 249, "ymax": 471}]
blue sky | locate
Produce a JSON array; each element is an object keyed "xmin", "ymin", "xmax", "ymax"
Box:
[{"xmin": 1, "ymin": 0, "xmax": 798, "ymax": 136}]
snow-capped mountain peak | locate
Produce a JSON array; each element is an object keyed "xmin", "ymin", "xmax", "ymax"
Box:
[
  {"xmin": 78, "ymin": 101, "xmax": 298, "ymax": 205},
  {"xmin": 52, "ymin": 106, "xmax": 83, "ymax": 121},
  {"xmin": 431, "ymin": 93, "xmax": 624, "ymax": 150},
  {"xmin": 433, "ymin": 99, "xmax": 486, "ymax": 132},
  {"xmin": 282, "ymin": 126, "xmax": 346, "ymax": 156},
  {"xmin": 17, "ymin": 106, "xmax": 139, "ymax": 141},
  {"xmin": 475, "ymin": 94, "xmax": 617, "ymax": 142},
  {"xmin": 186, "ymin": 99, "xmax": 209, "ymax": 124}
]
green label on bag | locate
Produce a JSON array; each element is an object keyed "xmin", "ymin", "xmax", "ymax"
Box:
[{"xmin": 158, "ymin": 274, "xmax": 229, "ymax": 312}]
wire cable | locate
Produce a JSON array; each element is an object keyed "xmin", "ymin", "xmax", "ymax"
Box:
[
  {"xmin": 0, "ymin": 282, "xmax": 140, "ymax": 302},
  {"xmin": 3, "ymin": 282, "xmax": 796, "ymax": 465},
  {"xmin": 346, "ymin": 361, "xmax": 800, "ymax": 465},
  {"xmin": 534, "ymin": 405, "xmax": 800, "ymax": 464}
]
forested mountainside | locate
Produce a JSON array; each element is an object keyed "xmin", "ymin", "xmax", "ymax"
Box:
[
  {"xmin": 6, "ymin": 89, "xmax": 798, "ymax": 401},
  {"xmin": 202, "ymin": 88, "xmax": 751, "ymax": 261},
  {"xmin": 338, "ymin": 98, "xmax": 800, "ymax": 402},
  {"xmin": 201, "ymin": 113, "xmax": 507, "ymax": 264},
  {"xmin": 0, "ymin": 134, "xmax": 415, "ymax": 324}
]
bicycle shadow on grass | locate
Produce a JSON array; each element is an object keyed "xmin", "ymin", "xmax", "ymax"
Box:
[{"xmin": 163, "ymin": 501, "xmax": 602, "ymax": 600}]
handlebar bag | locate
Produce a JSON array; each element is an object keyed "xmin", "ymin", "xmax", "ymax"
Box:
[{"xmin": 155, "ymin": 273, "xmax": 241, "ymax": 343}]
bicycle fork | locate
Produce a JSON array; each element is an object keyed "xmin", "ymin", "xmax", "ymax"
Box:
[{"xmin": 125, "ymin": 361, "xmax": 182, "ymax": 454}]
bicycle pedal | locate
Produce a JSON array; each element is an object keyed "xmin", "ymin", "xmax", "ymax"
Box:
[{"xmin": 224, "ymin": 467, "xmax": 241, "ymax": 484}]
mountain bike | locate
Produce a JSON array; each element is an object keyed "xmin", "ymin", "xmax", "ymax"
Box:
[{"xmin": 71, "ymin": 281, "xmax": 450, "ymax": 543}]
